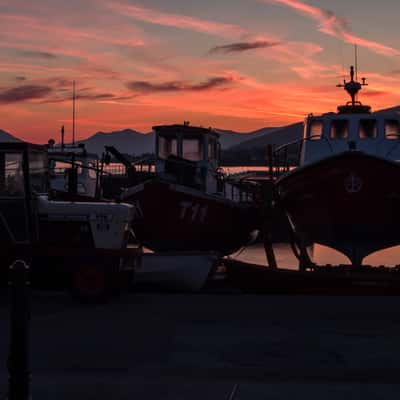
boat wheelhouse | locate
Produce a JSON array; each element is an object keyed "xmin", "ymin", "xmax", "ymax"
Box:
[
  {"xmin": 154, "ymin": 122, "xmax": 221, "ymax": 193},
  {"xmin": 274, "ymin": 66, "xmax": 400, "ymax": 265},
  {"xmin": 121, "ymin": 122, "xmax": 259, "ymax": 255},
  {"xmin": 300, "ymin": 108, "xmax": 400, "ymax": 166}
]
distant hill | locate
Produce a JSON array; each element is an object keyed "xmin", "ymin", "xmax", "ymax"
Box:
[
  {"xmin": 222, "ymin": 123, "xmax": 303, "ymax": 164},
  {"xmin": 0, "ymin": 129, "xmax": 21, "ymax": 142},
  {"xmin": 216, "ymin": 127, "xmax": 277, "ymax": 149},
  {"xmin": 76, "ymin": 126, "xmax": 277, "ymax": 156},
  {"xmin": 229, "ymin": 123, "xmax": 303, "ymax": 153},
  {"xmin": 78, "ymin": 129, "xmax": 155, "ymax": 156},
  {"xmin": 374, "ymin": 105, "xmax": 400, "ymax": 116}
]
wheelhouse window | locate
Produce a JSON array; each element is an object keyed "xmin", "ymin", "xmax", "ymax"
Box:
[
  {"xmin": 359, "ymin": 119, "xmax": 377, "ymax": 139},
  {"xmin": 385, "ymin": 119, "xmax": 400, "ymax": 139},
  {"xmin": 50, "ymin": 160, "xmax": 83, "ymax": 175},
  {"xmin": 0, "ymin": 152, "xmax": 24, "ymax": 197},
  {"xmin": 158, "ymin": 136, "xmax": 177, "ymax": 159},
  {"xmin": 29, "ymin": 151, "xmax": 47, "ymax": 193},
  {"xmin": 309, "ymin": 120, "xmax": 323, "ymax": 140},
  {"xmin": 182, "ymin": 138, "xmax": 203, "ymax": 161},
  {"xmin": 330, "ymin": 119, "xmax": 349, "ymax": 139},
  {"xmin": 208, "ymin": 139, "xmax": 218, "ymax": 160},
  {"xmin": 88, "ymin": 162, "xmax": 98, "ymax": 179}
]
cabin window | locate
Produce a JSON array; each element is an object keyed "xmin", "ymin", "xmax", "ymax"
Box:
[
  {"xmin": 208, "ymin": 140, "xmax": 218, "ymax": 160},
  {"xmin": 29, "ymin": 152, "xmax": 47, "ymax": 193},
  {"xmin": 0, "ymin": 152, "xmax": 24, "ymax": 197},
  {"xmin": 50, "ymin": 160, "xmax": 83, "ymax": 175},
  {"xmin": 182, "ymin": 139, "xmax": 203, "ymax": 161},
  {"xmin": 330, "ymin": 119, "xmax": 349, "ymax": 139},
  {"xmin": 158, "ymin": 136, "xmax": 177, "ymax": 159},
  {"xmin": 88, "ymin": 162, "xmax": 97, "ymax": 179},
  {"xmin": 385, "ymin": 120, "xmax": 400, "ymax": 139},
  {"xmin": 358, "ymin": 119, "xmax": 377, "ymax": 139},
  {"xmin": 309, "ymin": 120, "xmax": 323, "ymax": 140}
]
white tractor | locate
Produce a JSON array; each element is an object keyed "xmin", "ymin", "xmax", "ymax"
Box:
[{"xmin": 0, "ymin": 142, "xmax": 139, "ymax": 301}]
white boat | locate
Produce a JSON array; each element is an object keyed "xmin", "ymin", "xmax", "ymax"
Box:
[
  {"xmin": 274, "ymin": 66, "xmax": 400, "ymax": 265},
  {"xmin": 135, "ymin": 251, "xmax": 220, "ymax": 291}
]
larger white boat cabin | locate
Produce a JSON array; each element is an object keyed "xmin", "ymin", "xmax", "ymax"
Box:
[{"xmin": 301, "ymin": 66, "xmax": 400, "ymax": 165}]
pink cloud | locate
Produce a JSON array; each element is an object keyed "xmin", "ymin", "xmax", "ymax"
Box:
[
  {"xmin": 0, "ymin": 14, "xmax": 146, "ymax": 50},
  {"xmin": 263, "ymin": 0, "xmax": 400, "ymax": 57},
  {"xmin": 105, "ymin": 2, "xmax": 248, "ymax": 38}
]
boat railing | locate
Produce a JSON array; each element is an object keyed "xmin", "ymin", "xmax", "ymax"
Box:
[
  {"xmin": 132, "ymin": 155, "xmax": 156, "ymax": 173},
  {"xmin": 103, "ymin": 156, "xmax": 156, "ymax": 176},
  {"xmin": 272, "ymin": 135, "xmax": 334, "ymax": 178},
  {"xmin": 159, "ymin": 156, "xmax": 257, "ymax": 202},
  {"xmin": 226, "ymin": 179, "xmax": 258, "ymax": 203}
]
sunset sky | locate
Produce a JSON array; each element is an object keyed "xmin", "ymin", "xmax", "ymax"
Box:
[{"xmin": 1, "ymin": 0, "xmax": 400, "ymax": 143}]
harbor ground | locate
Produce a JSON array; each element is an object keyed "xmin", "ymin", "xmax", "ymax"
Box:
[{"xmin": 1, "ymin": 291, "xmax": 400, "ymax": 399}]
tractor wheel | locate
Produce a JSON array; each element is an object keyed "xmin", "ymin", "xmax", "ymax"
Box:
[{"xmin": 71, "ymin": 261, "xmax": 113, "ymax": 303}]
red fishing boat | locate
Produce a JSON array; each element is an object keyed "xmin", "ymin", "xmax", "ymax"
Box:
[
  {"xmin": 120, "ymin": 122, "xmax": 259, "ymax": 255},
  {"xmin": 275, "ymin": 66, "xmax": 400, "ymax": 265}
]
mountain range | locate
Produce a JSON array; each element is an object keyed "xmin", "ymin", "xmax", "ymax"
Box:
[
  {"xmin": 2, "ymin": 105, "xmax": 400, "ymax": 161},
  {"xmin": 75, "ymin": 126, "xmax": 278, "ymax": 156},
  {"xmin": 0, "ymin": 129, "xmax": 21, "ymax": 143}
]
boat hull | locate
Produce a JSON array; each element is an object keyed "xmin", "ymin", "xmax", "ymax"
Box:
[
  {"xmin": 275, "ymin": 151, "xmax": 400, "ymax": 264},
  {"xmin": 122, "ymin": 180, "xmax": 259, "ymax": 255},
  {"xmin": 135, "ymin": 252, "xmax": 219, "ymax": 292}
]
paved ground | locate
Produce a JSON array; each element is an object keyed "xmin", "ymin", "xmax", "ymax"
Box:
[{"xmin": 1, "ymin": 291, "xmax": 400, "ymax": 399}]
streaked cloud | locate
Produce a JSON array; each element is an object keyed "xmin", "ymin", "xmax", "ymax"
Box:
[
  {"xmin": 105, "ymin": 2, "xmax": 248, "ymax": 38},
  {"xmin": 263, "ymin": 0, "xmax": 400, "ymax": 56},
  {"xmin": 126, "ymin": 76, "xmax": 236, "ymax": 93},
  {"xmin": 16, "ymin": 49, "xmax": 58, "ymax": 59},
  {"xmin": 41, "ymin": 92, "xmax": 131, "ymax": 104},
  {"xmin": 0, "ymin": 85, "xmax": 53, "ymax": 103},
  {"xmin": 209, "ymin": 40, "xmax": 281, "ymax": 54}
]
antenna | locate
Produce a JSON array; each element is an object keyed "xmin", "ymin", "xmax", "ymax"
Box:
[
  {"xmin": 72, "ymin": 80, "xmax": 76, "ymax": 145},
  {"xmin": 354, "ymin": 44, "xmax": 358, "ymax": 82},
  {"xmin": 61, "ymin": 125, "xmax": 65, "ymax": 150}
]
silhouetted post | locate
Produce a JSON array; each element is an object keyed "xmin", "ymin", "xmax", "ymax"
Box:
[
  {"xmin": 7, "ymin": 260, "xmax": 31, "ymax": 400},
  {"xmin": 267, "ymin": 144, "xmax": 274, "ymax": 181},
  {"xmin": 297, "ymin": 234, "xmax": 313, "ymax": 271},
  {"xmin": 261, "ymin": 181, "xmax": 277, "ymax": 269},
  {"xmin": 263, "ymin": 230, "xmax": 277, "ymax": 270}
]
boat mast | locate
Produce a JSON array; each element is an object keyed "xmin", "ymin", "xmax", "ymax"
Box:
[
  {"xmin": 336, "ymin": 63, "xmax": 370, "ymax": 113},
  {"xmin": 354, "ymin": 44, "xmax": 358, "ymax": 82},
  {"xmin": 72, "ymin": 80, "xmax": 76, "ymax": 145},
  {"xmin": 61, "ymin": 125, "xmax": 65, "ymax": 151}
]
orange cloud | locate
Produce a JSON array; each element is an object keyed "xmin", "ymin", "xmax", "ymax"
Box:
[
  {"xmin": 0, "ymin": 14, "xmax": 146, "ymax": 50},
  {"xmin": 263, "ymin": 0, "xmax": 400, "ymax": 57}
]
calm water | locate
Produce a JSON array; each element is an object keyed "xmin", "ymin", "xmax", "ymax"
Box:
[{"xmin": 232, "ymin": 243, "xmax": 400, "ymax": 268}]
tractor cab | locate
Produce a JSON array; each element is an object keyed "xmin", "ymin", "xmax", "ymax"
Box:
[
  {"xmin": 0, "ymin": 143, "xmax": 47, "ymax": 246},
  {"xmin": 154, "ymin": 122, "xmax": 221, "ymax": 193}
]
